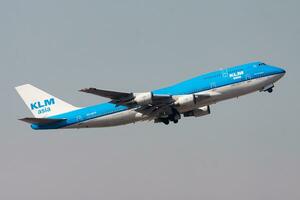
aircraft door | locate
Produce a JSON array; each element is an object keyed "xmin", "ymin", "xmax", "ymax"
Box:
[
  {"xmin": 210, "ymin": 82, "xmax": 217, "ymax": 90},
  {"xmin": 76, "ymin": 115, "xmax": 82, "ymax": 122},
  {"xmin": 222, "ymin": 69, "xmax": 229, "ymax": 78},
  {"xmin": 246, "ymin": 74, "xmax": 252, "ymax": 82}
]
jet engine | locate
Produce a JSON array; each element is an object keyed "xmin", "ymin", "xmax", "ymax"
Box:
[
  {"xmin": 183, "ymin": 106, "xmax": 211, "ymax": 117},
  {"xmin": 174, "ymin": 94, "xmax": 196, "ymax": 107},
  {"xmin": 133, "ymin": 92, "xmax": 153, "ymax": 105}
]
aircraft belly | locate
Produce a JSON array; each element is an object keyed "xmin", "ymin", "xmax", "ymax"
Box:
[{"xmin": 68, "ymin": 109, "xmax": 144, "ymax": 128}]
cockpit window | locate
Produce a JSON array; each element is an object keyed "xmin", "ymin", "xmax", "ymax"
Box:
[{"xmin": 258, "ymin": 63, "xmax": 266, "ymax": 66}]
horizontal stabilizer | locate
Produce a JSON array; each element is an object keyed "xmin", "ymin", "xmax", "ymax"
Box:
[{"xmin": 19, "ymin": 117, "xmax": 66, "ymax": 125}]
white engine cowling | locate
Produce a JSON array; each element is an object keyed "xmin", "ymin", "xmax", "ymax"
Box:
[
  {"xmin": 183, "ymin": 106, "xmax": 211, "ymax": 117},
  {"xmin": 175, "ymin": 94, "xmax": 196, "ymax": 107},
  {"xmin": 133, "ymin": 92, "xmax": 153, "ymax": 105}
]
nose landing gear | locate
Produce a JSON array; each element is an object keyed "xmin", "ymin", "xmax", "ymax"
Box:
[
  {"xmin": 261, "ymin": 84, "xmax": 274, "ymax": 93},
  {"xmin": 267, "ymin": 88, "xmax": 273, "ymax": 93}
]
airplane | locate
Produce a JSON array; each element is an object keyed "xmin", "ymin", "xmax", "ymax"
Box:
[{"xmin": 15, "ymin": 61, "xmax": 285, "ymax": 130}]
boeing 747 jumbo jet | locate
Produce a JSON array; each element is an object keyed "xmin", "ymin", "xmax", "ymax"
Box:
[{"xmin": 16, "ymin": 62, "xmax": 285, "ymax": 130}]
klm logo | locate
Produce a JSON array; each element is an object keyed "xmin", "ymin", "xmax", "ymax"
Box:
[
  {"xmin": 30, "ymin": 98, "xmax": 55, "ymax": 110},
  {"xmin": 229, "ymin": 71, "xmax": 244, "ymax": 80}
]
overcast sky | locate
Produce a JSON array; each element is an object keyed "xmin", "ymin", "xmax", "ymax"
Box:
[{"xmin": 1, "ymin": 0, "xmax": 300, "ymax": 199}]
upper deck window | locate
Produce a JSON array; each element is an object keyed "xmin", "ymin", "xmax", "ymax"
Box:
[{"xmin": 258, "ymin": 63, "xmax": 266, "ymax": 66}]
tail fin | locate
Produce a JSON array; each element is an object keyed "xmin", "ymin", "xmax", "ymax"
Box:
[{"xmin": 15, "ymin": 84, "xmax": 79, "ymax": 118}]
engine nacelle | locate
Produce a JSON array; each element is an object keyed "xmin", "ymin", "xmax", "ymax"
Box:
[
  {"xmin": 174, "ymin": 94, "xmax": 196, "ymax": 107},
  {"xmin": 133, "ymin": 92, "xmax": 153, "ymax": 105},
  {"xmin": 183, "ymin": 106, "xmax": 211, "ymax": 117}
]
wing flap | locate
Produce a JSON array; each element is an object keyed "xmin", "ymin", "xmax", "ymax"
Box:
[{"xmin": 19, "ymin": 117, "xmax": 66, "ymax": 125}]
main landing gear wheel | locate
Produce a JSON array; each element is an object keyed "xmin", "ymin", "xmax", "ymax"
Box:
[
  {"xmin": 162, "ymin": 119, "xmax": 169, "ymax": 125},
  {"xmin": 267, "ymin": 88, "xmax": 273, "ymax": 93}
]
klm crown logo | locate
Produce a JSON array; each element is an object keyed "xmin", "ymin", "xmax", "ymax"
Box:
[{"xmin": 30, "ymin": 98, "xmax": 55, "ymax": 110}]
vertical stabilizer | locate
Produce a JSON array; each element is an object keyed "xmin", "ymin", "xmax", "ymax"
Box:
[{"xmin": 15, "ymin": 84, "xmax": 79, "ymax": 118}]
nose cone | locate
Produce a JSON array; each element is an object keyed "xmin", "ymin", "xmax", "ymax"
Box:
[
  {"xmin": 267, "ymin": 66, "xmax": 286, "ymax": 82},
  {"xmin": 276, "ymin": 67, "xmax": 286, "ymax": 74},
  {"xmin": 269, "ymin": 66, "xmax": 286, "ymax": 75}
]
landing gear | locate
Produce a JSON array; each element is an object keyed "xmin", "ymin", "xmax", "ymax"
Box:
[
  {"xmin": 155, "ymin": 118, "xmax": 170, "ymax": 125},
  {"xmin": 262, "ymin": 84, "xmax": 274, "ymax": 93},
  {"xmin": 267, "ymin": 88, "xmax": 273, "ymax": 93},
  {"xmin": 160, "ymin": 117, "xmax": 178, "ymax": 125},
  {"xmin": 154, "ymin": 108, "xmax": 181, "ymax": 125},
  {"xmin": 169, "ymin": 109, "xmax": 181, "ymax": 125},
  {"xmin": 162, "ymin": 118, "xmax": 169, "ymax": 125}
]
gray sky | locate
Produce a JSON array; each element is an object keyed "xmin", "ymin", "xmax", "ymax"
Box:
[{"xmin": 1, "ymin": 0, "xmax": 299, "ymax": 199}]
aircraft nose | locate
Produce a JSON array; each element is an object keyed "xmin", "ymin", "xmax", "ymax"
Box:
[
  {"xmin": 270, "ymin": 66, "xmax": 286, "ymax": 75},
  {"xmin": 277, "ymin": 67, "xmax": 286, "ymax": 74},
  {"xmin": 268, "ymin": 66, "xmax": 286, "ymax": 81}
]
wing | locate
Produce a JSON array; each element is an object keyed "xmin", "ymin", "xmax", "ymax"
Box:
[
  {"xmin": 79, "ymin": 87, "xmax": 174, "ymax": 106},
  {"xmin": 19, "ymin": 117, "xmax": 66, "ymax": 125},
  {"xmin": 79, "ymin": 88, "xmax": 134, "ymax": 101},
  {"xmin": 80, "ymin": 87, "xmax": 218, "ymax": 122}
]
